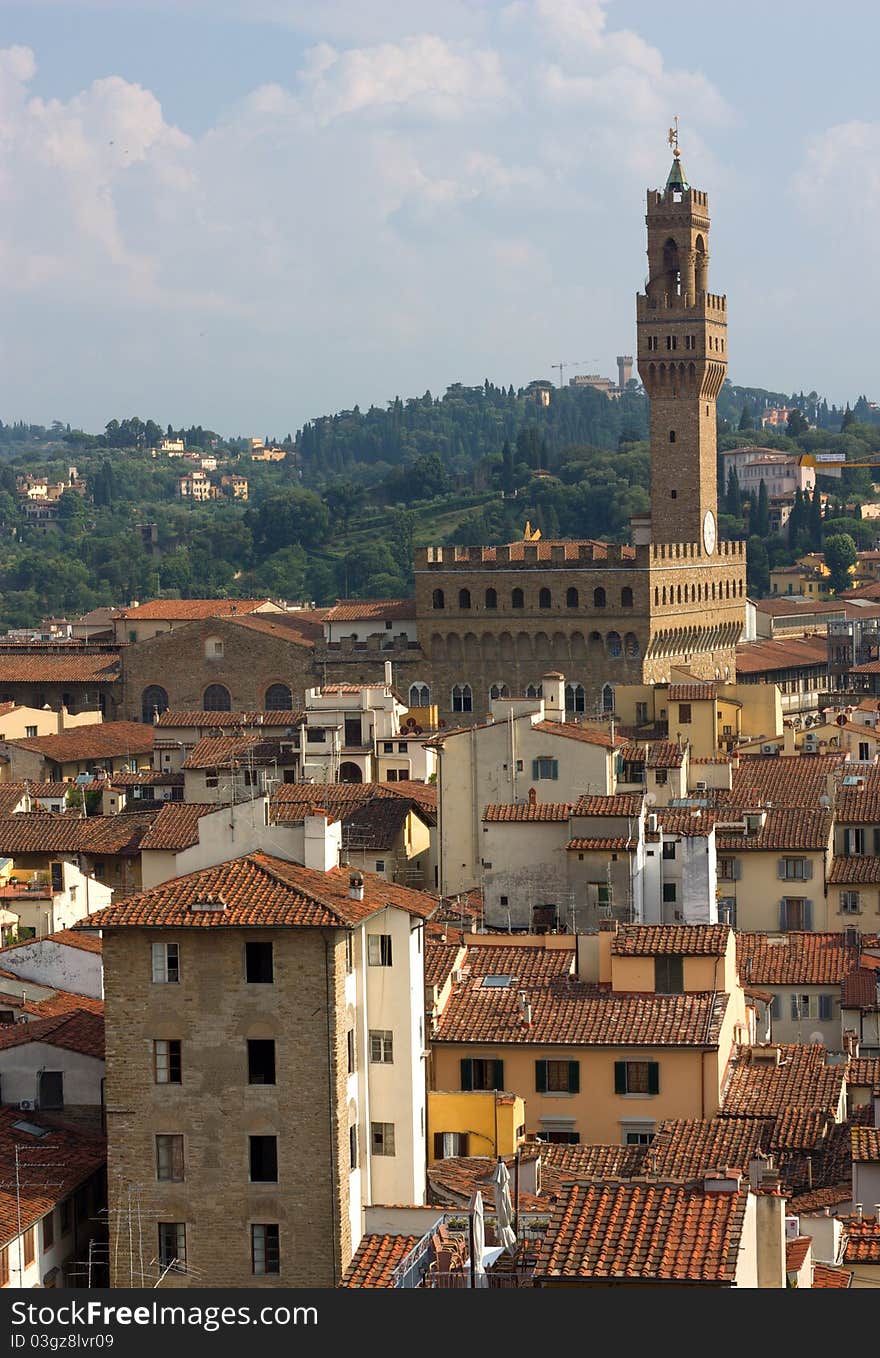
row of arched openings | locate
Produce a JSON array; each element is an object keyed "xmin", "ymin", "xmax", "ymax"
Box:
[
  {"xmin": 654, "ymin": 579, "xmax": 743, "ymax": 606},
  {"xmin": 433, "ymin": 586, "xmax": 634, "ymax": 610},
  {"xmin": 141, "ymin": 682, "xmax": 294, "ymax": 723}
]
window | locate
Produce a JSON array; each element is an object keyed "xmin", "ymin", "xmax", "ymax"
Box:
[
  {"xmin": 655, "ymin": 768, "xmax": 668, "ymax": 787},
  {"xmin": 151, "ymin": 942, "xmax": 180, "ymax": 983},
  {"xmin": 489, "ymin": 682, "xmax": 510, "ymax": 700},
  {"xmin": 434, "ymin": 1132, "xmax": 469, "ymax": 1158},
  {"xmin": 251, "ymin": 1224, "xmax": 280, "ymax": 1275},
  {"xmin": 245, "ymin": 941, "xmax": 273, "ymax": 983},
  {"xmin": 718, "ymin": 898, "xmax": 736, "ymax": 927},
  {"xmin": 566, "ymin": 587, "xmax": 579, "ymax": 608},
  {"xmin": 635, "ymin": 701, "xmax": 649, "ymax": 725},
  {"xmin": 511, "ymin": 588, "xmax": 524, "ymax": 609},
  {"xmin": 654, "ymin": 956, "xmax": 683, "ymax": 994},
  {"xmin": 203, "ymin": 683, "xmax": 231, "ymax": 711},
  {"xmin": 432, "ymin": 589, "xmax": 445, "ymax": 609},
  {"xmin": 39, "ymin": 1071, "xmax": 64, "ymax": 1110},
  {"xmin": 460, "ymin": 1058, "xmax": 504, "ymax": 1091},
  {"xmin": 264, "ymin": 683, "xmax": 293, "ymax": 711},
  {"xmin": 141, "ymin": 685, "xmax": 169, "ymax": 723},
  {"xmin": 485, "ymin": 588, "xmax": 497, "ymax": 609},
  {"xmin": 539, "ymin": 587, "xmax": 552, "ymax": 609},
  {"xmin": 371, "ymin": 1122, "xmax": 396, "ymax": 1156},
  {"xmin": 368, "ymin": 934, "xmax": 393, "ymax": 967},
  {"xmin": 206, "ymin": 638, "xmax": 224, "ymax": 658},
  {"xmin": 621, "ymin": 586, "xmax": 633, "ymax": 609},
  {"xmin": 614, "ymin": 1061, "xmax": 660, "ymax": 1095},
  {"xmin": 249, "ymin": 1136, "xmax": 278, "ymax": 1182},
  {"xmin": 41, "ymin": 1212, "xmax": 54, "ymax": 1252},
  {"xmin": 840, "ymin": 891, "xmax": 861, "ymax": 915},
  {"xmin": 779, "ymin": 898, "xmax": 812, "ymax": 931},
  {"xmin": 661, "ymin": 883, "xmax": 677, "ymax": 905},
  {"xmin": 397, "ymin": 741, "xmax": 407, "ymax": 754},
  {"xmin": 156, "ymin": 1135, "xmax": 185, "ymax": 1182},
  {"xmin": 347, "ymin": 1029, "xmax": 356, "ymax": 1074},
  {"xmin": 154, "ymin": 1040, "xmax": 182, "ymax": 1084},
  {"xmin": 718, "ymin": 857, "xmax": 739, "ymax": 881},
  {"xmin": 452, "ymin": 684, "xmax": 472, "ymax": 713},
  {"xmin": 545, "ymin": 1130, "xmax": 580, "ymax": 1145},
  {"xmin": 51, "ymin": 861, "xmax": 64, "ymax": 892},
  {"xmin": 780, "ymin": 858, "xmax": 810, "ymax": 881},
  {"xmin": 535, "ymin": 1060, "xmax": 580, "ymax": 1093},
  {"xmin": 375, "ymin": 859, "xmax": 386, "ymax": 873},
  {"xmin": 624, "ymin": 1129, "xmax": 655, "ymax": 1146},
  {"xmin": 345, "ymin": 933, "xmax": 354, "ymax": 974},
  {"xmin": 790, "ymin": 994, "xmax": 834, "ymax": 1022},
  {"xmin": 25, "ymin": 725, "xmax": 38, "ymax": 738},
  {"xmin": 678, "ymin": 703, "xmax": 692, "ymax": 724},
  {"xmin": 247, "ymin": 1039, "xmax": 276, "ymax": 1085},
  {"xmin": 566, "ymin": 682, "xmax": 586, "ymax": 713},
  {"xmin": 843, "ymin": 828, "xmax": 866, "ymax": 856},
  {"xmin": 349, "ymin": 1126, "xmax": 358, "ymax": 1170},
  {"xmin": 409, "ymin": 683, "xmax": 430, "ymax": 707},
  {"xmin": 158, "ymin": 1223, "xmax": 186, "ymax": 1272},
  {"xmin": 593, "ymin": 586, "xmax": 606, "ymax": 608},
  {"xmin": 458, "ymin": 588, "xmax": 471, "ymax": 609},
  {"xmin": 601, "ymin": 683, "xmax": 614, "ymax": 713},
  {"xmin": 23, "ymin": 1227, "xmax": 35, "ymax": 1267},
  {"xmin": 532, "ymin": 757, "xmax": 559, "ymax": 780},
  {"xmin": 370, "ymin": 1030, "xmax": 394, "ymax": 1063},
  {"xmin": 669, "ymin": 430, "xmax": 676, "ymax": 442},
  {"xmin": 662, "ymin": 841, "xmax": 676, "ymax": 860}
]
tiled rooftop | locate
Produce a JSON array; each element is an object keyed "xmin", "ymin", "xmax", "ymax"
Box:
[
  {"xmin": 828, "ymin": 856, "xmax": 880, "ymax": 885},
  {"xmin": 613, "ymin": 924, "xmax": 730, "ymax": 957},
  {"xmin": 851, "ymin": 1128, "xmax": 880, "ymax": 1163},
  {"xmin": 715, "ymin": 807, "xmax": 831, "ymax": 852},
  {"xmin": 77, "ymin": 852, "xmax": 437, "ymax": 931},
  {"xmin": 735, "ymin": 932, "xmax": 859, "ymax": 986},
  {"xmin": 812, "ymin": 1263, "xmax": 852, "ymax": 1288},
  {"xmin": 730, "ymin": 754, "xmax": 844, "ymax": 809},
  {"xmin": 847, "ymin": 1057, "xmax": 880, "ymax": 1091},
  {"xmin": 668, "ymin": 683, "xmax": 717, "ymax": 702},
  {"xmin": 0, "ymin": 654, "xmax": 120, "ymax": 684},
  {"xmin": 842, "ymin": 1214, "xmax": 880, "ymax": 1264},
  {"xmin": 786, "ymin": 1235, "xmax": 812, "ymax": 1272},
  {"xmin": 113, "ymin": 598, "xmax": 272, "ymax": 620},
  {"xmin": 531, "ymin": 720, "xmax": 622, "ymax": 750},
  {"xmin": 0, "ymin": 1107, "xmax": 105, "ymax": 1251},
  {"xmin": 339, "ymin": 1234, "xmax": 422, "ymax": 1287},
  {"xmin": 9, "ymin": 722, "xmax": 154, "ymax": 762},
  {"xmin": 483, "ymin": 802, "xmax": 572, "ymax": 823},
  {"xmin": 532, "ymin": 1180, "xmax": 748, "ymax": 1284},
  {"xmin": 0, "ymin": 1008, "xmax": 104, "ymax": 1058},
  {"xmin": 721, "ymin": 1044, "xmax": 845, "ymax": 1120},
  {"xmin": 139, "ymin": 802, "xmax": 217, "ymax": 852},
  {"xmin": 572, "ymin": 793, "xmax": 643, "ymax": 817},
  {"xmin": 735, "ymin": 634, "xmax": 829, "ymax": 675},
  {"xmin": 324, "ymin": 599, "xmax": 416, "ymax": 622},
  {"xmin": 155, "ymin": 709, "xmax": 304, "ymax": 730},
  {"xmin": 617, "ymin": 741, "xmax": 684, "ymax": 769},
  {"xmin": 644, "ymin": 1117, "xmax": 772, "ymax": 1180}
]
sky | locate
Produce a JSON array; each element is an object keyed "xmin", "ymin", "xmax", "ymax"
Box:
[{"xmin": 0, "ymin": 0, "xmax": 878, "ymax": 437}]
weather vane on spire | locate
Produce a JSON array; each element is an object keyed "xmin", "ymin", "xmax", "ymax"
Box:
[{"xmin": 668, "ymin": 116, "xmax": 680, "ymax": 158}]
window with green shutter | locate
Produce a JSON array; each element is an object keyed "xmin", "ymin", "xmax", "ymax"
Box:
[
  {"xmin": 461, "ymin": 1057, "xmax": 504, "ymax": 1091},
  {"xmin": 615, "ymin": 1060, "xmax": 659, "ymax": 1095},
  {"xmin": 535, "ymin": 1060, "xmax": 580, "ymax": 1093}
]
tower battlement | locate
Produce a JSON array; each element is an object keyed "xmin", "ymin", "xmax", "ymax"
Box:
[{"xmin": 416, "ymin": 542, "xmax": 647, "ymax": 571}]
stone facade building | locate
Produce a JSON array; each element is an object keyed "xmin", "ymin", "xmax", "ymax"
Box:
[{"xmin": 412, "ymin": 148, "xmax": 746, "ymax": 724}]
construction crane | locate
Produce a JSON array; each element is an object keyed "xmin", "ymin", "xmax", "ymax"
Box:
[
  {"xmin": 802, "ymin": 454, "xmax": 880, "ymax": 480},
  {"xmin": 550, "ymin": 359, "xmax": 597, "ymax": 389}
]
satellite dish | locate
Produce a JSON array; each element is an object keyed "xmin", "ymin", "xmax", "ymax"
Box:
[
  {"xmin": 808, "ymin": 1031, "xmax": 824, "ymax": 1045},
  {"xmin": 837, "ymin": 714, "xmax": 848, "ymax": 726},
  {"xmin": 646, "ymin": 792, "xmax": 657, "ymax": 805},
  {"xmin": 819, "ymin": 794, "xmax": 831, "ymax": 807}
]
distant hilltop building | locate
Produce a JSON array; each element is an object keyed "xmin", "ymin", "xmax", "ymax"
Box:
[
  {"xmin": 569, "ymin": 355, "xmax": 633, "ymax": 399},
  {"xmin": 761, "ymin": 405, "xmax": 795, "ymax": 430}
]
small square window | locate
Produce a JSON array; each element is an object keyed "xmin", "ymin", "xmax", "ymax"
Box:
[
  {"xmin": 662, "ymin": 841, "xmax": 675, "ymax": 860},
  {"xmin": 156, "ymin": 1135, "xmax": 185, "ymax": 1182},
  {"xmin": 371, "ymin": 1122, "xmax": 396, "ymax": 1156},
  {"xmin": 370, "ymin": 1030, "xmax": 394, "ymax": 1063},
  {"xmin": 151, "ymin": 942, "xmax": 180, "ymax": 983},
  {"xmin": 154, "ymin": 1039, "xmax": 182, "ymax": 1084},
  {"xmin": 247, "ymin": 1039, "xmax": 276, "ymax": 1085},
  {"xmin": 249, "ymin": 1136, "xmax": 278, "ymax": 1182},
  {"xmin": 158, "ymin": 1222, "xmax": 186, "ymax": 1272},
  {"xmin": 251, "ymin": 1224, "xmax": 279, "ymax": 1275},
  {"xmin": 368, "ymin": 934, "xmax": 393, "ymax": 966},
  {"xmin": 245, "ymin": 941, "xmax": 273, "ymax": 983}
]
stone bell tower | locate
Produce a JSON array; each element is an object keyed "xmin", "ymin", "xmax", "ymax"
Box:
[{"xmin": 636, "ymin": 127, "xmax": 727, "ymax": 553}]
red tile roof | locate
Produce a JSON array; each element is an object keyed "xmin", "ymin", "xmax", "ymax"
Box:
[
  {"xmin": 533, "ymin": 1181, "xmax": 748, "ymax": 1283},
  {"xmin": 668, "ymin": 683, "xmax": 717, "ymax": 701},
  {"xmin": 735, "ymin": 635, "xmax": 829, "ymax": 675},
  {"xmin": 155, "ymin": 710, "xmax": 304, "ymax": 730},
  {"xmin": 851, "ymin": 1128, "xmax": 880, "ymax": 1163},
  {"xmin": 325, "ymin": 599, "xmax": 416, "ymax": 623},
  {"xmin": 113, "ymin": 598, "xmax": 273, "ymax": 621},
  {"xmin": 842, "ymin": 1214, "xmax": 880, "ymax": 1264},
  {"xmin": 0, "ymin": 810, "xmax": 156, "ymax": 855},
  {"xmin": 655, "ymin": 807, "xmax": 716, "ymax": 837},
  {"xmin": 8, "ymin": 722, "xmax": 154, "ymax": 763},
  {"xmin": 139, "ymin": 802, "xmax": 217, "ymax": 852},
  {"xmin": 460, "ymin": 943, "xmax": 575, "ymax": 985},
  {"xmin": 424, "ymin": 940, "xmax": 465, "ymax": 990},
  {"xmin": 483, "ymin": 802, "xmax": 572, "ymax": 823},
  {"xmin": 434, "ymin": 972, "xmax": 727, "ymax": 1047},
  {"xmin": 722, "ymin": 1044, "xmax": 845, "ymax": 1120},
  {"xmin": 788, "ymin": 1184, "xmax": 852, "ymax": 1215},
  {"xmin": 848, "ymin": 1057, "xmax": 880, "ymax": 1091},
  {"xmin": 529, "ymin": 720, "xmax": 622, "ymax": 750},
  {"xmin": 0, "ymin": 653, "xmax": 120, "ymax": 684},
  {"xmin": 567, "ymin": 837, "xmax": 635, "ymax": 852},
  {"xmin": 828, "ymin": 856, "xmax": 880, "ymax": 884},
  {"xmin": 644, "ymin": 1117, "xmax": 772, "ymax": 1180},
  {"xmin": 715, "ymin": 807, "xmax": 832, "ymax": 852},
  {"xmin": 0, "ymin": 1007, "xmax": 103, "ymax": 1058},
  {"xmin": 181, "ymin": 733, "xmax": 294, "ymax": 769},
  {"xmin": 382, "ymin": 781, "xmax": 438, "ymax": 814},
  {"xmin": 613, "ymin": 924, "xmax": 731, "ymax": 958},
  {"xmin": 76, "ymin": 852, "xmax": 437, "ymax": 930},
  {"xmin": 225, "ymin": 611, "xmax": 325, "ymax": 648},
  {"xmin": 0, "ymin": 1107, "xmax": 105, "ymax": 1251},
  {"xmin": 837, "ymin": 770, "xmax": 880, "ymax": 823},
  {"xmin": 617, "ymin": 741, "xmax": 684, "ymax": 769},
  {"xmin": 841, "ymin": 967, "xmax": 880, "ymax": 1011},
  {"xmin": 730, "ymin": 754, "xmax": 844, "ymax": 809},
  {"xmin": 735, "ymin": 933, "xmax": 859, "ymax": 986},
  {"xmin": 786, "ymin": 1235, "xmax": 812, "ymax": 1272},
  {"xmin": 812, "ymin": 1263, "xmax": 852, "ymax": 1287},
  {"xmin": 428, "ymin": 1156, "xmax": 546, "ymax": 1212},
  {"xmin": 339, "ymin": 1234, "xmax": 421, "ymax": 1287},
  {"xmin": 572, "ymin": 793, "xmax": 643, "ymax": 816},
  {"xmin": 0, "ymin": 928, "xmax": 102, "ymax": 956}
]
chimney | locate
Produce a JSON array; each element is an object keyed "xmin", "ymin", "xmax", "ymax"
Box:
[
  {"xmin": 748, "ymin": 1149, "xmax": 769, "ymax": 1192},
  {"xmin": 348, "ymin": 870, "xmax": 365, "ymax": 901},
  {"xmin": 518, "ymin": 989, "xmax": 532, "ymax": 1027},
  {"xmin": 598, "ymin": 919, "xmax": 617, "ymax": 985},
  {"xmin": 755, "ymin": 1179, "xmax": 787, "ymax": 1290},
  {"xmin": 528, "ymin": 787, "xmax": 537, "ymax": 806},
  {"xmin": 541, "ymin": 672, "xmax": 565, "ymax": 724},
  {"xmin": 843, "ymin": 1029, "xmax": 860, "ymax": 1060},
  {"xmin": 303, "ymin": 811, "xmax": 342, "ymax": 873},
  {"xmin": 384, "ymin": 660, "xmax": 393, "ymax": 687},
  {"xmin": 782, "ymin": 723, "xmax": 796, "ymax": 756}
]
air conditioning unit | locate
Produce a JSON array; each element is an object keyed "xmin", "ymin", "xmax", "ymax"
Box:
[
  {"xmin": 18, "ymin": 1099, "xmax": 33, "ymax": 1111},
  {"xmin": 762, "ymin": 744, "xmax": 776, "ymax": 755},
  {"xmin": 695, "ymin": 780, "xmax": 708, "ymax": 792},
  {"xmin": 450, "ymin": 969, "xmax": 464, "ymax": 985},
  {"xmin": 784, "ymin": 1215, "xmax": 799, "ymax": 1241}
]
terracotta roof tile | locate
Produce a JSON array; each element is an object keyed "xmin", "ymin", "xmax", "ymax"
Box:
[
  {"xmin": 76, "ymin": 852, "xmax": 438, "ymax": 930},
  {"xmin": 848, "ymin": 1057, "xmax": 880, "ymax": 1091},
  {"xmin": 715, "ymin": 807, "xmax": 831, "ymax": 852},
  {"xmin": 155, "ymin": 710, "xmax": 304, "ymax": 730},
  {"xmin": 339, "ymin": 1234, "xmax": 421, "ymax": 1287},
  {"xmin": 225, "ymin": 612, "xmax": 325, "ymax": 647},
  {"xmin": 572, "ymin": 793, "xmax": 643, "ymax": 816},
  {"xmin": 722, "ymin": 1044, "xmax": 844, "ymax": 1120},
  {"xmin": 339, "ymin": 797, "xmax": 412, "ymax": 851},
  {"xmin": 617, "ymin": 741, "xmax": 684, "ymax": 769},
  {"xmin": 113, "ymin": 598, "xmax": 273, "ymax": 621},
  {"xmin": 532, "ymin": 1180, "xmax": 748, "ymax": 1283},
  {"xmin": 786, "ymin": 1236, "xmax": 812, "ymax": 1272},
  {"xmin": 735, "ymin": 932, "xmax": 859, "ymax": 986},
  {"xmin": 0, "ymin": 810, "xmax": 154, "ymax": 855},
  {"xmin": 729, "ymin": 754, "xmax": 844, "ymax": 809},
  {"xmin": 788, "ymin": 1184, "xmax": 852, "ymax": 1214},
  {"xmin": 531, "ymin": 721, "xmax": 622, "ymax": 750},
  {"xmin": 812, "ymin": 1263, "xmax": 852, "ymax": 1287},
  {"xmin": 828, "ymin": 856, "xmax": 880, "ymax": 884},
  {"xmin": 483, "ymin": 802, "xmax": 572, "ymax": 823},
  {"xmin": 434, "ymin": 970, "xmax": 727, "ymax": 1047},
  {"xmin": 837, "ymin": 769, "xmax": 880, "ymax": 823},
  {"xmin": 0, "ymin": 1007, "xmax": 103, "ymax": 1058},
  {"xmin": 139, "ymin": 803, "xmax": 217, "ymax": 851},
  {"xmin": 655, "ymin": 807, "xmax": 716, "ymax": 837},
  {"xmin": 424, "ymin": 940, "xmax": 465, "ymax": 990},
  {"xmin": 613, "ymin": 924, "xmax": 730, "ymax": 957},
  {"xmin": 668, "ymin": 683, "xmax": 717, "ymax": 701},
  {"xmin": 461, "ymin": 943, "xmax": 575, "ymax": 984},
  {"xmin": 566, "ymin": 836, "xmax": 635, "ymax": 852},
  {"xmin": 842, "ymin": 967, "xmax": 880, "ymax": 1010},
  {"xmin": 0, "ymin": 928, "xmax": 101, "ymax": 956},
  {"xmin": 735, "ymin": 635, "xmax": 829, "ymax": 675},
  {"xmin": 851, "ymin": 1128, "xmax": 880, "ymax": 1162},
  {"xmin": 533, "ymin": 1142, "xmax": 645, "ymax": 1189},
  {"xmin": 427, "ymin": 1155, "xmax": 547, "ymax": 1211},
  {"xmin": 324, "ymin": 599, "xmax": 416, "ymax": 623},
  {"xmin": 842, "ymin": 1214, "xmax": 880, "ymax": 1263},
  {"xmin": 0, "ymin": 1107, "xmax": 105, "ymax": 1250},
  {"xmin": 0, "ymin": 653, "xmax": 120, "ymax": 684},
  {"xmin": 644, "ymin": 1117, "xmax": 772, "ymax": 1180},
  {"xmin": 8, "ymin": 722, "xmax": 153, "ymax": 763}
]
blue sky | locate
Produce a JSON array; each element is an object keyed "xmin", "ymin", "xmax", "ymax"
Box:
[{"xmin": 0, "ymin": 0, "xmax": 877, "ymax": 436}]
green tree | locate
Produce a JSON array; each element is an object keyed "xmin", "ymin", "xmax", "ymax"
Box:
[
  {"xmin": 753, "ymin": 479, "xmax": 770, "ymax": 537},
  {"xmin": 841, "ymin": 404, "xmax": 856, "ymax": 431},
  {"xmin": 746, "ymin": 536, "xmax": 769, "ymax": 596},
  {"xmin": 725, "ymin": 466, "xmax": 742, "ymax": 517},
  {"xmin": 808, "ymin": 483, "xmax": 823, "ymax": 550},
  {"xmin": 738, "ymin": 403, "xmax": 753, "ymax": 431},
  {"xmin": 786, "ymin": 408, "xmax": 809, "ymax": 438},
  {"xmin": 824, "ymin": 532, "xmax": 858, "ymax": 594},
  {"xmin": 501, "ymin": 438, "xmax": 515, "ymax": 494}
]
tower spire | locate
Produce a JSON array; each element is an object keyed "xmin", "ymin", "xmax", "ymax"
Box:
[{"xmin": 666, "ymin": 117, "xmax": 688, "ymax": 191}]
